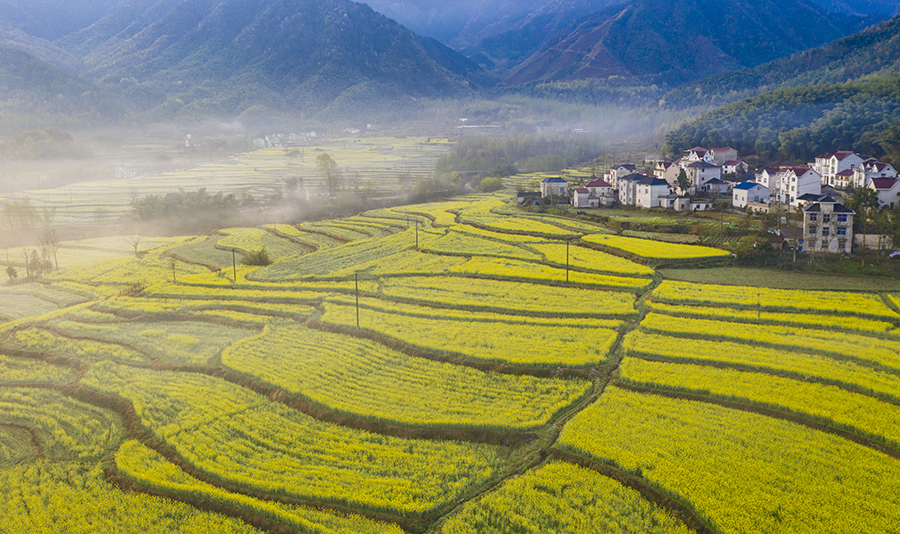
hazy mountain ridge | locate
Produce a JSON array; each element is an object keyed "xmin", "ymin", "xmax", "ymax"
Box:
[
  {"xmin": 48, "ymin": 0, "xmax": 491, "ymax": 122},
  {"xmin": 504, "ymin": 0, "xmax": 875, "ymax": 87},
  {"xmin": 0, "ymin": 0, "xmax": 122, "ymax": 41},
  {"xmin": 0, "ymin": 0, "xmax": 898, "ymax": 130},
  {"xmin": 0, "ymin": 23, "xmax": 82, "ymax": 72},
  {"xmin": 663, "ymin": 14, "xmax": 900, "ymax": 108},
  {"xmin": 0, "ymin": 46, "xmax": 127, "ymax": 135},
  {"xmin": 809, "ymin": 0, "xmax": 900, "ymax": 15},
  {"xmin": 461, "ymin": 0, "xmax": 629, "ymax": 72}
]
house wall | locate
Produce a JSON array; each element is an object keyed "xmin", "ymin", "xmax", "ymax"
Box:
[
  {"xmin": 780, "ymin": 171, "xmax": 821, "ymax": 206},
  {"xmin": 854, "ymin": 234, "xmax": 894, "ymax": 251},
  {"xmin": 818, "ymin": 154, "xmax": 864, "ymax": 186},
  {"xmin": 803, "ymin": 206, "xmax": 852, "ymax": 253},
  {"xmin": 618, "ymin": 180, "xmax": 637, "ymax": 206},
  {"xmin": 636, "ymin": 184, "xmax": 670, "ymax": 208}
]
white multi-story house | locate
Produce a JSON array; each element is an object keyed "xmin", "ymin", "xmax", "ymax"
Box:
[
  {"xmin": 852, "ymin": 161, "xmax": 898, "ymax": 189},
  {"xmin": 721, "ymin": 160, "xmax": 747, "ymax": 176},
  {"xmin": 635, "ymin": 176, "xmax": 672, "ymax": 208},
  {"xmin": 603, "ymin": 164, "xmax": 637, "ymax": 190},
  {"xmin": 617, "ymin": 173, "xmax": 643, "ymax": 206},
  {"xmin": 811, "ymin": 151, "xmax": 865, "ymax": 187},
  {"xmin": 572, "ymin": 188, "xmax": 594, "ymax": 208},
  {"xmin": 834, "ymin": 169, "xmax": 855, "ymax": 190},
  {"xmin": 683, "ymin": 161, "xmax": 722, "ymax": 193},
  {"xmin": 540, "ymin": 176, "xmax": 569, "ymax": 198},
  {"xmin": 682, "ymin": 147, "xmax": 713, "ymax": 163},
  {"xmin": 777, "ymin": 167, "xmax": 822, "ymax": 207},
  {"xmin": 757, "ymin": 168, "xmax": 780, "ymax": 193},
  {"xmin": 585, "ymin": 178, "xmax": 612, "ymax": 196},
  {"xmin": 732, "ymin": 182, "xmax": 769, "ymax": 209},
  {"xmin": 802, "ymin": 197, "xmax": 855, "ymax": 254},
  {"xmin": 868, "ymin": 178, "xmax": 900, "ymax": 209}
]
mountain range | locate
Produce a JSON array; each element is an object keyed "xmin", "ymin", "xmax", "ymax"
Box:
[
  {"xmin": 503, "ymin": 0, "xmax": 879, "ymax": 87},
  {"xmin": 0, "ymin": 0, "xmax": 898, "ymax": 131},
  {"xmin": 663, "ymin": 13, "xmax": 900, "ymax": 108}
]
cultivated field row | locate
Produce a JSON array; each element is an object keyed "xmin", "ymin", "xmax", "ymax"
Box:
[{"xmin": 2, "ymin": 192, "xmax": 900, "ymax": 533}]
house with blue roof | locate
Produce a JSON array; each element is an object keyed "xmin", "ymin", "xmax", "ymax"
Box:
[
  {"xmin": 540, "ymin": 176, "xmax": 569, "ymax": 199},
  {"xmin": 732, "ymin": 181, "xmax": 769, "ymax": 209}
]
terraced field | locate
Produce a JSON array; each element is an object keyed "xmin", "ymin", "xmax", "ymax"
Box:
[{"xmin": 2, "ymin": 190, "xmax": 899, "ymax": 534}]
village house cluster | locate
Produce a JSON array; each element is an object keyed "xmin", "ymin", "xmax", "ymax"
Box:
[{"xmin": 528, "ymin": 147, "xmax": 900, "ymax": 255}]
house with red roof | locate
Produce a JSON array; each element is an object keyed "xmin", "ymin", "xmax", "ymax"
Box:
[
  {"xmin": 867, "ymin": 177, "xmax": 900, "ymax": 209},
  {"xmin": 585, "ymin": 178, "xmax": 612, "ymax": 196},
  {"xmin": 852, "ymin": 161, "xmax": 898, "ymax": 189},
  {"xmin": 573, "ymin": 188, "xmax": 594, "ymax": 208},
  {"xmin": 683, "ymin": 147, "xmax": 711, "ymax": 163},
  {"xmin": 721, "ymin": 160, "xmax": 747, "ymax": 176},
  {"xmin": 811, "ymin": 151, "xmax": 865, "ymax": 187}
]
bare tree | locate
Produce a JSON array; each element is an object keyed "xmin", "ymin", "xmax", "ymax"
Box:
[
  {"xmin": 126, "ymin": 235, "xmax": 142, "ymax": 256},
  {"xmin": 40, "ymin": 229, "xmax": 61, "ymax": 271},
  {"xmin": 168, "ymin": 257, "xmax": 178, "ymax": 283}
]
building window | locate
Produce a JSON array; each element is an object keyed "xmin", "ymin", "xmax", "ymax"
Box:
[
  {"xmin": 837, "ymin": 214, "xmax": 847, "ymax": 223},
  {"xmin": 808, "ymin": 226, "xmax": 816, "ymax": 235},
  {"xmin": 822, "ymin": 227, "xmax": 830, "ymax": 236},
  {"xmin": 809, "ymin": 214, "xmax": 817, "ymax": 221},
  {"xmin": 837, "ymin": 227, "xmax": 846, "ymax": 236},
  {"xmin": 823, "ymin": 214, "xmax": 831, "ymax": 223}
]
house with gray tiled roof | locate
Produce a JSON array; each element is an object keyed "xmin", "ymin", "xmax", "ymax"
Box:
[{"xmin": 802, "ymin": 197, "xmax": 854, "ymax": 254}]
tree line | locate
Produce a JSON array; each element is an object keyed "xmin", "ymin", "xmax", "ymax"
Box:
[
  {"xmin": 435, "ymin": 134, "xmax": 604, "ymax": 181},
  {"xmin": 662, "ymin": 74, "xmax": 900, "ymax": 164}
]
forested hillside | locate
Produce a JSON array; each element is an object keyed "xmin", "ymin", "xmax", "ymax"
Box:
[
  {"xmin": 0, "ymin": 0, "xmax": 122, "ymax": 40},
  {"xmin": 504, "ymin": 0, "xmax": 870, "ymax": 88},
  {"xmin": 663, "ymin": 14, "xmax": 900, "ymax": 109},
  {"xmin": 53, "ymin": 0, "xmax": 490, "ymax": 122},
  {"xmin": 810, "ymin": 0, "xmax": 900, "ymax": 15},
  {"xmin": 0, "ymin": 47, "xmax": 126, "ymax": 135},
  {"xmin": 662, "ymin": 74, "xmax": 900, "ymax": 164}
]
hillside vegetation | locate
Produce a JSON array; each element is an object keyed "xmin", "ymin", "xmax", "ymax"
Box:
[
  {"xmin": 663, "ymin": 14, "xmax": 900, "ymax": 109},
  {"xmin": 504, "ymin": 0, "xmax": 870, "ymax": 87},
  {"xmin": 0, "ymin": 47, "xmax": 126, "ymax": 135},
  {"xmin": 662, "ymin": 73, "xmax": 900, "ymax": 163},
  {"xmin": 56, "ymin": 0, "xmax": 488, "ymax": 122}
]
